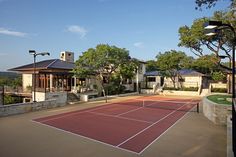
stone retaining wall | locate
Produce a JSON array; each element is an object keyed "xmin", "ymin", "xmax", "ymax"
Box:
[
  {"xmin": 141, "ymin": 89, "xmax": 154, "ymax": 94},
  {"xmin": 202, "ymin": 97, "xmax": 231, "ymax": 125},
  {"xmin": 0, "ymin": 99, "xmax": 66, "ymax": 117},
  {"xmin": 162, "ymin": 90, "xmax": 199, "ymax": 96}
]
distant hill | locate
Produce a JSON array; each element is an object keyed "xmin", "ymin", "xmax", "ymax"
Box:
[{"xmin": 0, "ymin": 71, "xmax": 20, "ymax": 78}]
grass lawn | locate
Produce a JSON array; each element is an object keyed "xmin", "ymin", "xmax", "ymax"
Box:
[{"xmin": 207, "ymin": 94, "xmax": 232, "ymax": 105}]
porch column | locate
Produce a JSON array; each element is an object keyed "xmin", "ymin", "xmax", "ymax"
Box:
[
  {"xmin": 136, "ymin": 66, "xmax": 139, "ymax": 93},
  {"xmin": 74, "ymin": 76, "xmax": 77, "ymax": 91},
  {"xmin": 50, "ymin": 74, "xmax": 53, "ymax": 92},
  {"xmin": 44, "ymin": 74, "xmax": 47, "ymax": 93}
]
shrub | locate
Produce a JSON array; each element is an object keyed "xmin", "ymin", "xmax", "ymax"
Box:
[
  {"xmin": 4, "ymin": 95, "xmax": 22, "ymax": 105},
  {"xmin": 211, "ymin": 88, "xmax": 227, "ymax": 93},
  {"xmin": 163, "ymin": 87, "xmax": 179, "ymax": 90},
  {"xmin": 163, "ymin": 86, "xmax": 198, "ymax": 91},
  {"xmin": 212, "ymin": 71, "xmax": 226, "ymax": 82},
  {"xmin": 182, "ymin": 87, "xmax": 199, "ymax": 91}
]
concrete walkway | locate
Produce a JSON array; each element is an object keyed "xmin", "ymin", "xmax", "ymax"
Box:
[{"xmin": 0, "ymin": 96, "xmax": 226, "ymax": 157}]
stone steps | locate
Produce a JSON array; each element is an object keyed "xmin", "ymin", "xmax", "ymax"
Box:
[{"xmin": 67, "ymin": 93, "xmax": 80, "ymax": 104}]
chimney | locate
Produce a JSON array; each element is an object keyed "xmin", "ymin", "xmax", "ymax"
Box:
[{"xmin": 60, "ymin": 51, "xmax": 74, "ymax": 63}]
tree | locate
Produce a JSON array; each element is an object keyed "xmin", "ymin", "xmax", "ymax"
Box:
[
  {"xmin": 146, "ymin": 60, "xmax": 158, "ymax": 72},
  {"xmin": 191, "ymin": 54, "xmax": 219, "ymax": 74},
  {"xmin": 108, "ymin": 58, "xmax": 140, "ymax": 94},
  {"xmin": 195, "ymin": 0, "xmax": 235, "ymax": 10},
  {"xmin": 178, "ymin": 10, "xmax": 236, "ymax": 71},
  {"xmin": 156, "ymin": 50, "xmax": 193, "ymax": 88},
  {"xmin": 212, "ymin": 71, "xmax": 227, "ymax": 81},
  {"xmin": 73, "ymin": 44, "xmax": 131, "ymax": 96}
]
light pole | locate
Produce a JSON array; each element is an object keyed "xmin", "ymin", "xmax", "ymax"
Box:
[
  {"xmin": 29, "ymin": 50, "xmax": 50, "ymax": 102},
  {"xmin": 204, "ymin": 20, "xmax": 236, "ymax": 155}
]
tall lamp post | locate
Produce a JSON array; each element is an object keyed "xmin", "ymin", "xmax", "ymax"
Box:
[
  {"xmin": 29, "ymin": 50, "xmax": 50, "ymax": 102},
  {"xmin": 204, "ymin": 20, "xmax": 236, "ymax": 155}
]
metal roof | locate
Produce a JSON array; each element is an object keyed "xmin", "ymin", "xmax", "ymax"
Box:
[
  {"xmin": 145, "ymin": 71, "xmax": 160, "ymax": 76},
  {"xmin": 145, "ymin": 69, "xmax": 204, "ymax": 76},
  {"xmin": 9, "ymin": 59, "xmax": 75, "ymax": 71}
]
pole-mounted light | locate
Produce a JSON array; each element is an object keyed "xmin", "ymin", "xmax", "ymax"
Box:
[
  {"xmin": 29, "ymin": 50, "xmax": 50, "ymax": 102},
  {"xmin": 204, "ymin": 20, "xmax": 236, "ymax": 155}
]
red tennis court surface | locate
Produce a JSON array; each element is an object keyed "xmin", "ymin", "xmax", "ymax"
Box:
[{"xmin": 33, "ymin": 98, "xmax": 199, "ymax": 154}]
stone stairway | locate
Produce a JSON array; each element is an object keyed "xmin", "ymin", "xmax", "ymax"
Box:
[{"xmin": 67, "ymin": 93, "xmax": 80, "ymax": 104}]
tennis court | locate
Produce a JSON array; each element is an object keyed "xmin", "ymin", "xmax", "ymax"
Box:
[{"xmin": 33, "ymin": 96, "xmax": 200, "ymax": 154}]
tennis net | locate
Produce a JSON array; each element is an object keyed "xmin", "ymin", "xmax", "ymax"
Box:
[{"xmin": 114, "ymin": 99, "xmax": 199, "ymax": 113}]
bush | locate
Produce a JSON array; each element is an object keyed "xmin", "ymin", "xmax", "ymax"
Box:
[
  {"xmin": 163, "ymin": 86, "xmax": 198, "ymax": 91},
  {"xmin": 104, "ymin": 84, "xmax": 126, "ymax": 95},
  {"xmin": 182, "ymin": 87, "xmax": 199, "ymax": 91},
  {"xmin": 4, "ymin": 95, "xmax": 22, "ymax": 105},
  {"xmin": 163, "ymin": 87, "xmax": 179, "ymax": 90},
  {"xmin": 212, "ymin": 71, "xmax": 226, "ymax": 82},
  {"xmin": 211, "ymin": 88, "xmax": 227, "ymax": 93}
]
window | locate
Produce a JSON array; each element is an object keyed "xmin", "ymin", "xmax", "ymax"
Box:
[{"xmin": 147, "ymin": 77, "xmax": 156, "ymax": 82}]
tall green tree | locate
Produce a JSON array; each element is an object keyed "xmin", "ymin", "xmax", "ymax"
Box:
[
  {"xmin": 195, "ymin": 0, "xmax": 235, "ymax": 10},
  {"xmin": 73, "ymin": 44, "xmax": 131, "ymax": 96},
  {"xmin": 191, "ymin": 54, "xmax": 219, "ymax": 74},
  {"xmin": 146, "ymin": 60, "xmax": 158, "ymax": 72},
  {"xmin": 178, "ymin": 10, "xmax": 236, "ymax": 71},
  {"xmin": 156, "ymin": 50, "xmax": 193, "ymax": 88}
]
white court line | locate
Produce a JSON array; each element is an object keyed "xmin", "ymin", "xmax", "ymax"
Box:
[
  {"xmin": 87, "ymin": 111, "xmax": 153, "ymax": 124},
  {"xmin": 30, "ymin": 120, "xmax": 140, "ymax": 155},
  {"xmin": 31, "ymin": 99, "xmax": 196, "ymax": 155},
  {"xmin": 36, "ymin": 102, "xmax": 126, "ymax": 123},
  {"xmin": 138, "ymin": 101, "xmax": 196, "ymax": 154},
  {"xmin": 116, "ymin": 100, "xmax": 193, "ymax": 148},
  {"xmin": 115, "ymin": 106, "xmax": 144, "ymax": 116},
  {"xmin": 116, "ymin": 99, "xmax": 177, "ymax": 117}
]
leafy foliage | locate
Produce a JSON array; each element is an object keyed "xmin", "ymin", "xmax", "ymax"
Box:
[
  {"xmin": 156, "ymin": 50, "xmax": 193, "ymax": 88},
  {"xmin": 195, "ymin": 0, "xmax": 235, "ymax": 10},
  {"xmin": 191, "ymin": 54, "xmax": 219, "ymax": 74},
  {"xmin": 146, "ymin": 60, "xmax": 158, "ymax": 72},
  {"xmin": 4, "ymin": 95, "xmax": 22, "ymax": 105},
  {"xmin": 212, "ymin": 71, "xmax": 227, "ymax": 81},
  {"xmin": 0, "ymin": 76, "xmax": 22, "ymax": 88},
  {"xmin": 178, "ymin": 10, "xmax": 236, "ymax": 72},
  {"xmin": 73, "ymin": 44, "xmax": 136, "ymax": 96}
]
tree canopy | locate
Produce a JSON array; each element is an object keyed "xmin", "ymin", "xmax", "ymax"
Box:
[
  {"xmin": 178, "ymin": 10, "xmax": 236, "ymax": 71},
  {"xmin": 195, "ymin": 0, "xmax": 235, "ymax": 10},
  {"xmin": 73, "ymin": 44, "xmax": 137, "ymax": 95},
  {"xmin": 156, "ymin": 50, "xmax": 193, "ymax": 88},
  {"xmin": 191, "ymin": 54, "xmax": 219, "ymax": 74},
  {"xmin": 145, "ymin": 60, "xmax": 159, "ymax": 72}
]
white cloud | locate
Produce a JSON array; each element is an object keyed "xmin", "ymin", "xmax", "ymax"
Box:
[
  {"xmin": 0, "ymin": 27, "xmax": 27, "ymax": 37},
  {"xmin": 67, "ymin": 25, "xmax": 88, "ymax": 38},
  {"xmin": 134, "ymin": 42, "xmax": 144, "ymax": 48}
]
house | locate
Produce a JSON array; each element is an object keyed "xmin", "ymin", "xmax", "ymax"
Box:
[
  {"xmin": 9, "ymin": 52, "xmax": 79, "ymax": 93},
  {"xmin": 143, "ymin": 69, "xmax": 205, "ymax": 90},
  {"xmin": 9, "ymin": 51, "xmax": 146, "ymax": 102}
]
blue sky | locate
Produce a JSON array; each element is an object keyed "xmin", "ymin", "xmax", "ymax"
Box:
[{"xmin": 0, "ymin": 0, "xmax": 229, "ymax": 71}]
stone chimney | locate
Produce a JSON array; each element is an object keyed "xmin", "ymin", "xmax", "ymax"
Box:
[{"xmin": 60, "ymin": 51, "xmax": 74, "ymax": 63}]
